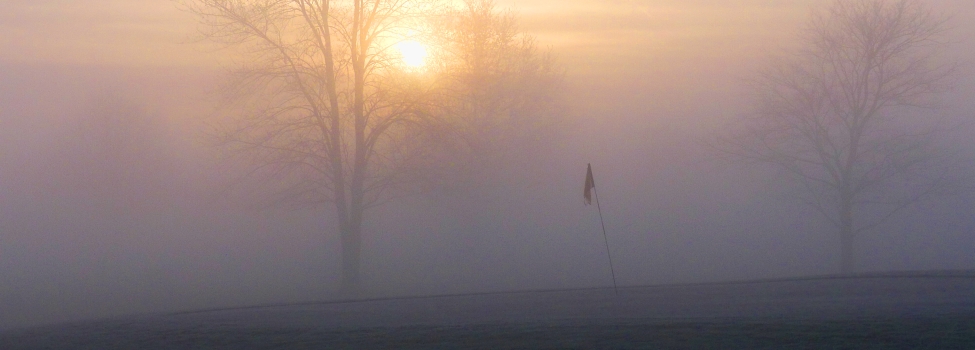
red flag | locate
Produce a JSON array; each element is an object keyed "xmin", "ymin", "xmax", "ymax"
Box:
[{"xmin": 584, "ymin": 163, "xmax": 595, "ymax": 205}]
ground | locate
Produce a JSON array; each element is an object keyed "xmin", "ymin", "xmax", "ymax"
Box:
[{"xmin": 2, "ymin": 271, "xmax": 974, "ymax": 349}]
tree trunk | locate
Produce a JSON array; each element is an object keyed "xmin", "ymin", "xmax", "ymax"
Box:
[
  {"xmin": 338, "ymin": 0, "xmax": 369, "ymax": 298},
  {"xmin": 339, "ymin": 212, "xmax": 363, "ymax": 295},
  {"xmin": 839, "ymin": 200, "xmax": 855, "ymax": 275},
  {"xmin": 340, "ymin": 175, "xmax": 367, "ymax": 295}
]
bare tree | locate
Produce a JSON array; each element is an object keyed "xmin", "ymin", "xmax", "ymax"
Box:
[
  {"xmin": 423, "ymin": 0, "xmax": 565, "ymax": 193},
  {"xmin": 182, "ymin": 0, "xmax": 561, "ymax": 293},
  {"xmin": 183, "ymin": 0, "xmax": 443, "ymax": 293},
  {"xmin": 720, "ymin": 0, "xmax": 956, "ymax": 274}
]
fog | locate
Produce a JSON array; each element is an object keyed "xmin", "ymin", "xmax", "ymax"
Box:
[{"xmin": 2, "ymin": 0, "xmax": 975, "ymax": 330}]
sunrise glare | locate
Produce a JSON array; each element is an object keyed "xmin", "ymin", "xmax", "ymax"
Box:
[{"xmin": 397, "ymin": 40, "xmax": 428, "ymax": 68}]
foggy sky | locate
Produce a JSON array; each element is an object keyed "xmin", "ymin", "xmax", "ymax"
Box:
[
  {"xmin": 0, "ymin": 0, "xmax": 809, "ymax": 67},
  {"xmin": 2, "ymin": 0, "xmax": 975, "ymax": 330}
]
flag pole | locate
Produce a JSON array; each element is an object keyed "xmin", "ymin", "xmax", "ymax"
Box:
[{"xmin": 593, "ymin": 184, "xmax": 618, "ymax": 296}]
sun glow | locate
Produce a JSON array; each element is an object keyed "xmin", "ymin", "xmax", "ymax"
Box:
[{"xmin": 397, "ymin": 40, "xmax": 428, "ymax": 68}]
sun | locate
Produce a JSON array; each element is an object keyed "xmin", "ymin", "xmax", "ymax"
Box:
[{"xmin": 396, "ymin": 40, "xmax": 428, "ymax": 68}]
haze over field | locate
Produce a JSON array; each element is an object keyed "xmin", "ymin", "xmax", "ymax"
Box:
[{"xmin": 2, "ymin": 0, "xmax": 975, "ymax": 329}]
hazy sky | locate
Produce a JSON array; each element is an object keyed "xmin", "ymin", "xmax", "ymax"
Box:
[
  {"xmin": 4, "ymin": 0, "xmax": 969, "ymax": 78},
  {"xmin": 0, "ymin": 0, "xmax": 812, "ymax": 67},
  {"xmin": 2, "ymin": 0, "xmax": 975, "ymax": 330}
]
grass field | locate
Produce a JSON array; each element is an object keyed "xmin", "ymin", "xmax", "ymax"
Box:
[{"xmin": 3, "ymin": 271, "xmax": 974, "ymax": 349}]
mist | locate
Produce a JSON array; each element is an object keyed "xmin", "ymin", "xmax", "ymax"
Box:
[{"xmin": 2, "ymin": 0, "xmax": 975, "ymax": 330}]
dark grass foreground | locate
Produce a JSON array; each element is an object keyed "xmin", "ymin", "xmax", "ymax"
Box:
[
  {"xmin": 3, "ymin": 271, "xmax": 975, "ymax": 349},
  {"xmin": 3, "ymin": 316, "xmax": 975, "ymax": 349}
]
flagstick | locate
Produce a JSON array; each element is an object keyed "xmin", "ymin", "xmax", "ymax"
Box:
[{"xmin": 593, "ymin": 187, "xmax": 618, "ymax": 296}]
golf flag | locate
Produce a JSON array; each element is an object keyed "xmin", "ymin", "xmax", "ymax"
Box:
[
  {"xmin": 584, "ymin": 163, "xmax": 618, "ymax": 294},
  {"xmin": 584, "ymin": 163, "xmax": 595, "ymax": 205}
]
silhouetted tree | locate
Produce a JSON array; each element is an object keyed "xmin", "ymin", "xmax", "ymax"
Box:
[
  {"xmin": 423, "ymin": 0, "xmax": 565, "ymax": 193},
  {"xmin": 720, "ymin": 0, "xmax": 956, "ymax": 274},
  {"xmin": 183, "ymin": 0, "xmax": 562, "ymax": 293},
  {"xmin": 183, "ymin": 0, "xmax": 445, "ymax": 293}
]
